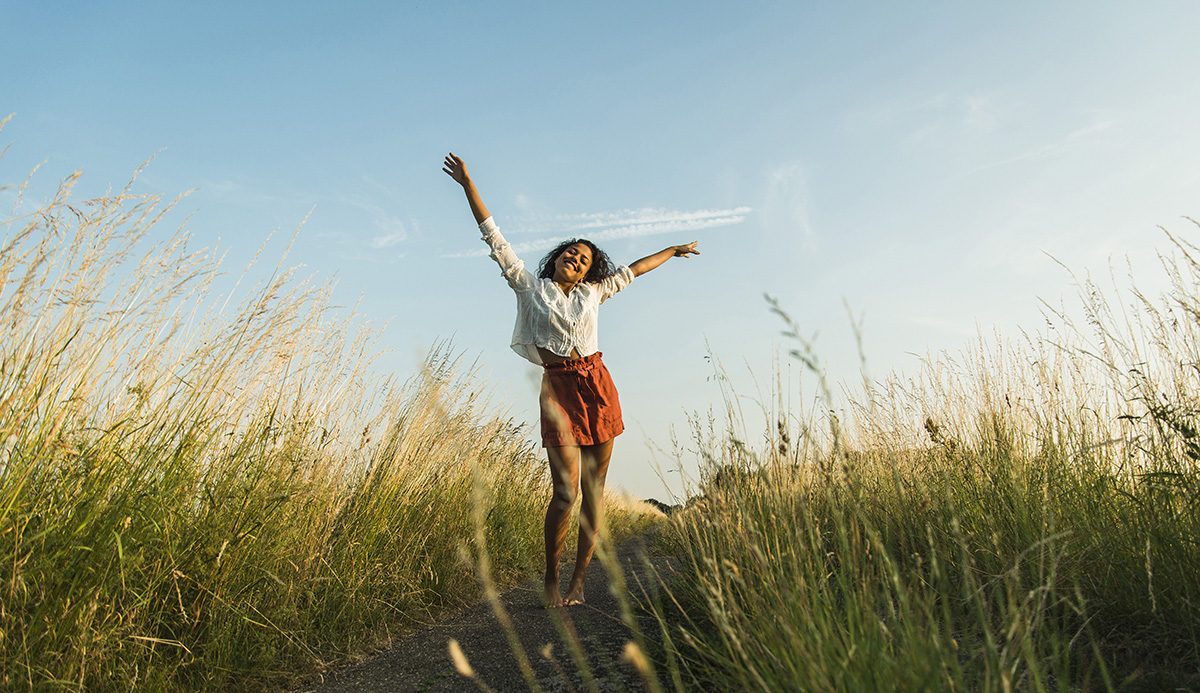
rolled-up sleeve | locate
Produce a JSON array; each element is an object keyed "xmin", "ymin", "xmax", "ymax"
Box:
[
  {"xmin": 480, "ymin": 217, "xmax": 535, "ymax": 292},
  {"xmin": 596, "ymin": 265, "xmax": 635, "ymax": 303}
]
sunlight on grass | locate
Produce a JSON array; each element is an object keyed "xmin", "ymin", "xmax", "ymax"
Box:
[
  {"xmin": 7, "ymin": 121, "xmax": 1198, "ymax": 691},
  {"xmin": 0, "ymin": 138, "xmax": 651, "ymax": 690},
  {"xmin": 645, "ymin": 224, "xmax": 1200, "ymax": 691}
]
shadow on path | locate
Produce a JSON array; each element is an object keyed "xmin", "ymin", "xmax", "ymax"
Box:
[{"xmin": 302, "ymin": 540, "xmax": 678, "ymax": 692}]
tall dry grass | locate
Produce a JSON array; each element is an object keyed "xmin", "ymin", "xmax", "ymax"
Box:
[
  {"xmin": 646, "ymin": 226, "xmax": 1200, "ymax": 691},
  {"xmin": 0, "ymin": 139, "xmax": 654, "ymax": 690}
]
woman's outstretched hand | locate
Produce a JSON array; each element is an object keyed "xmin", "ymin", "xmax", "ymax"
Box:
[
  {"xmin": 672, "ymin": 242, "xmax": 700, "ymax": 258},
  {"xmin": 630, "ymin": 241, "xmax": 701, "ymax": 277},
  {"xmin": 443, "ymin": 152, "xmax": 471, "ymax": 187},
  {"xmin": 445, "ymin": 152, "xmax": 491, "ymax": 224}
]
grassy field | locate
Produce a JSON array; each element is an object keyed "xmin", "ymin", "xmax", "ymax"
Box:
[
  {"xmin": 642, "ymin": 230, "xmax": 1200, "ymax": 690},
  {"xmin": 7, "ymin": 136, "xmax": 1198, "ymax": 691},
  {"xmin": 0, "ymin": 152, "xmax": 658, "ymax": 691}
]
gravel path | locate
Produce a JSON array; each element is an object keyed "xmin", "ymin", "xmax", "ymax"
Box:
[{"xmin": 301, "ymin": 540, "xmax": 679, "ymax": 692}]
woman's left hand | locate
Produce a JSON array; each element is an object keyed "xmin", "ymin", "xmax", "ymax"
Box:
[
  {"xmin": 631, "ymin": 241, "xmax": 700, "ymax": 276},
  {"xmin": 673, "ymin": 242, "xmax": 700, "ymax": 257}
]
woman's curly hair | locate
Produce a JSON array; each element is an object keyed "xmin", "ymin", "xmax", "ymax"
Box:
[{"xmin": 537, "ymin": 239, "xmax": 617, "ymax": 284}]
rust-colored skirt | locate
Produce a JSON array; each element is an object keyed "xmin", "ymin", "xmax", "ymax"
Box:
[{"xmin": 539, "ymin": 352, "xmax": 624, "ymax": 448}]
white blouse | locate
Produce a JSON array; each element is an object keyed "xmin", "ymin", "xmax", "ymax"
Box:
[{"xmin": 480, "ymin": 216, "xmax": 635, "ymax": 365}]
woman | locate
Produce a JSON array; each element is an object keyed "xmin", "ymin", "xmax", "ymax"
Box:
[{"xmin": 444, "ymin": 153, "xmax": 698, "ymax": 607}]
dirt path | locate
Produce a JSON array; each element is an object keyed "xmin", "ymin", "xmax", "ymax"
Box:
[{"xmin": 301, "ymin": 540, "xmax": 678, "ymax": 692}]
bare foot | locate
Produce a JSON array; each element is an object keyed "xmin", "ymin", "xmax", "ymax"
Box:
[
  {"xmin": 562, "ymin": 583, "xmax": 585, "ymax": 606},
  {"xmin": 544, "ymin": 578, "xmax": 565, "ymax": 608}
]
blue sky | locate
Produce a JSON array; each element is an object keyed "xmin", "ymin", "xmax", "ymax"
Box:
[{"xmin": 5, "ymin": 2, "xmax": 1199, "ymax": 499}]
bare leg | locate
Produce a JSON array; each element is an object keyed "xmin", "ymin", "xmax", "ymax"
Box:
[
  {"xmin": 563, "ymin": 438, "xmax": 613, "ymax": 605},
  {"xmin": 544, "ymin": 445, "xmax": 580, "ymax": 608}
]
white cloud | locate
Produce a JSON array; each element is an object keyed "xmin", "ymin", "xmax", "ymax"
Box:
[
  {"xmin": 966, "ymin": 117, "xmax": 1117, "ymax": 174},
  {"xmin": 762, "ymin": 163, "xmax": 813, "ymax": 241},
  {"xmin": 333, "ymin": 193, "xmax": 409, "ymax": 250},
  {"xmin": 202, "ymin": 178, "xmax": 243, "ymax": 194},
  {"xmin": 358, "ymin": 174, "xmax": 394, "ymax": 198},
  {"xmin": 447, "ymin": 206, "xmax": 750, "ymax": 257},
  {"xmin": 558, "ymin": 207, "xmax": 751, "ymax": 231},
  {"xmin": 849, "ymin": 89, "xmax": 1014, "ymax": 146},
  {"xmin": 848, "ymin": 92, "xmax": 952, "ymax": 128},
  {"xmin": 965, "ymin": 94, "xmax": 999, "ymax": 132},
  {"xmin": 368, "ymin": 229, "xmax": 405, "ymax": 249}
]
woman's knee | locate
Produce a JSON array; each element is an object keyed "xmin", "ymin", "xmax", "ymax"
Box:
[
  {"xmin": 579, "ymin": 472, "xmax": 608, "ymax": 504},
  {"xmin": 550, "ymin": 484, "xmax": 577, "ymax": 511}
]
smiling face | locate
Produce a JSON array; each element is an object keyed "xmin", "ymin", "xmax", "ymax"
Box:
[{"xmin": 553, "ymin": 242, "xmax": 593, "ymax": 287}]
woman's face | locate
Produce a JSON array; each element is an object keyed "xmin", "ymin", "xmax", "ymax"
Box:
[{"xmin": 553, "ymin": 243, "xmax": 593, "ymax": 285}]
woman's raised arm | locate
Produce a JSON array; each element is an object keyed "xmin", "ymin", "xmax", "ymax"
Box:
[
  {"xmin": 443, "ymin": 153, "xmax": 491, "ymax": 225},
  {"xmin": 629, "ymin": 242, "xmax": 700, "ymax": 277}
]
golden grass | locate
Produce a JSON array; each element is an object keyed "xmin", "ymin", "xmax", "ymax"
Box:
[
  {"xmin": 0, "ymin": 136, "xmax": 654, "ymax": 691},
  {"xmin": 641, "ymin": 225, "xmax": 1200, "ymax": 691}
]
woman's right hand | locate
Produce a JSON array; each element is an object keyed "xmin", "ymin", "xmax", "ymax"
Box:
[
  {"xmin": 445, "ymin": 152, "xmax": 491, "ymax": 224},
  {"xmin": 443, "ymin": 152, "xmax": 471, "ymax": 187}
]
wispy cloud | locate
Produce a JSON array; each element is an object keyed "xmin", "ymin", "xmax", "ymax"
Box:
[
  {"xmin": 368, "ymin": 229, "xmax": 405, "ymax": 249},
  {"xmin": 964, "ymin": 94, "xmax": 1000, "ymax": 132},
  {"xmin": 193, "ymin": 178, "xmax": 412, "ymax": 259},
  {"xmin": 848, "ymin": 89, "xmax": 1013, "ymax": 146},
  {"xmin": 448, "ymin": 206, "xmax": 751, "ymax": 257},
  {"xmin": 332, "ymin": 192, "xmax": 409, "ymax": 250},
  {"xmin": 763, "ymin": 164, "xmax": 813, "ymax": 242},
  {"xmin": 966, "ymin": 118, "xmax": 1117, "ymax": 175}
]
